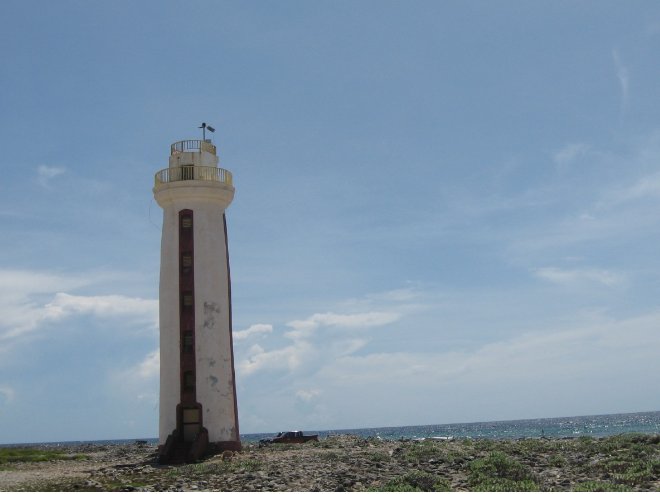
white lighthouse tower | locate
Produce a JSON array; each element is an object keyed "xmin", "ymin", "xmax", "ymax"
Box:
[{"xmin": 153, "ymin": 129, "xmax": 241, "ymax": 463}]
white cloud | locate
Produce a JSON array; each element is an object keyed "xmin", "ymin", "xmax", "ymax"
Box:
[
  {"xmin": 43, "ymin": 292, "xmax": 157, "ymax": 323},
  {"xmin": 233, "ymin": 323, "xmax": 273, "ymax": 341},
  {"xmin": 534, "ymin": 267, "xmax": 624, "ymax": 287},
  {"xmin": 0, "ymin": 385, "xmax": 15, "ymax": 405},
  {"xmin": 310, "ymin": 310, "xmax": 660, "ymax": 425},
  {"xmin": 342, "ymin": 311, "xmax": 659, "ymax": 386},
  {"xmin": 507, "ymin": 140, "xmax": 660, "ymax": 259},
  {"xmin": 238, "ymin": 340, "xmax": 316, "ymax": 376},
  {"xmin": 237, "ymin": 312, "xmax": 394, "ymax": 377},
  {"xmin": 37, "ymin": 165, "xmax": 66, "ymax": 187},
  {"xmin": 603, "ymin": 171, "xmax": 660, "ymax": 206},
  {"xmin": 342, "ymin": 286, "xmax": 429, "ymax": 317},
  {"xmin": 296, "ymin": 388, "xmax": 321, "ymax": 402},
  {"xmin": 329, "ymin": 338, "xmax": 368, "ymax": 357},
  {"xmin": 232, "ymin": 284, "xmax": 660, "ymax": 430},
  {"xmin": 0, "ymin": 269, "xmax": 87, "ymax": 295},
  {"xmin": 287, "ymin": 311, "xmax": 400, "ymax": 333},
  {"xmin": 612, "ymin": 49, "xmax": 629, "ymax": 114},
  {"xmin": 110, "ymin": 350, "xmax": 160, "ymax": 407},
  {"xmin": 237, "ymin": 297, "xmax": 408, "ymax": 379},
  {"xmin": 134, "ymin": 350, "xmax": 160, "ymax": 380},
  {"xmin": 554, "ymin": 142, "xmax": 590, "ymax": 169},
  {"xmin": 354, "ymin": 287, "xmax": 421, "ymax": 304},
  {"xmin": 0, "ymin": 270, "xmax": 89, "ymax": 342},
  {"xmin": 0, "ymin": 269, "xmax": 158, "ymax": 344}
]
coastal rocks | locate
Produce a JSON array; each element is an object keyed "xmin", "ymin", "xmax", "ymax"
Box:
[{"xmin": 3, "ymin": 433, "xmax": 659, "ymax": 492}]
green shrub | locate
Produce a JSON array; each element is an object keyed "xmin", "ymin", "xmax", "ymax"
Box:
[
  {"xmin": 587, "ymin": 435, "xmax": 660, "ymax": 487},
  {"xmin": 319, "ymin": 451, "xmax": 341, "ymax": 462},
  {"xmin": 371, "ymin": 471, "xmax": 452, "ymax": 492},
  {"xmin": 470, "ymin": 478, "xmax": 539, "ymax": 492},
  {"xmin": 0, "ymin": 448, "xmax": 85, "ymax": 464},
  {"xmin": 468, "ymin": 452, "xmax": 539, "ymax": 492},
  {"xmin": 612, "ymin": 459, "xmax": 660, "ymax": 485},
  {"xmin": 505, "ymin": 438, "xmax": 560, "ymax": 456},
  {"xmin": 376, "ymin": 480, "xmax": 422, "ymax": 492},
  {"xmin": 549, "ymin": 454, "xmax": 566, "ymax": 467},
  {"xmin": 403, "ymin": 441, "xmax": 442, "ymax": 463},
  {"xmin": 172, "ymin": 462, "xmax": 226, "ymax": 476},
  {"xmin": 235, "ymin": 459, "xmax": 262, "ymax": 472},
  {"xmin": 367, "ymin": 451, "xmax": 390, "ymax": 463},
  {"xmin": 170, "ymin": 457, "xmax": 262, "ymax": 477},
  {"xmin": 573, "ymin": 480, "xmax": 628, "ymax": 492}
]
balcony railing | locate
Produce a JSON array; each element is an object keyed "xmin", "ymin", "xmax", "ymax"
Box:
[
  {"xmin": 154, "ymin": 166, "xmax": 233, "ymax": 186},
  {"xmin": 170, "ymin": 140, "xmax": 216, "ymax": 156}
]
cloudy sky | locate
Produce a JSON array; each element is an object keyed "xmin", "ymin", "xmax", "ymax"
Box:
[{"xmin": 1, "ymin": 1, "xmax": 660, "ymax": 443}]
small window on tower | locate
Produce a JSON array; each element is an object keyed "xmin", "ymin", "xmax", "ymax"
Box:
[
  {"xmin": 182, "ymin": 291, "xmax": 194, "ymax": 310},
  {"xmin": 183, "ymin": 371, "xmax": 195, "ymax": 391},
  {"xmin": 181, "ymin": 215, "xmax": 192, "ymax": 228},
  {"xmin": 181, "ymin": 253, "xmax": 193, "ymax": 274},
  {"xmin": 183, "ymin": 331, "xmax": 193, "ymax": 353}
]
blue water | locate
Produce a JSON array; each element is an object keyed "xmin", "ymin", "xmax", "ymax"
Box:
[
  {"xmin": 4, "ymin": 410, "xmax": 659, "ymax": 448},
  {"xmin": 242, "ymin": 410, "xmax": 660, "ymax": 444}
]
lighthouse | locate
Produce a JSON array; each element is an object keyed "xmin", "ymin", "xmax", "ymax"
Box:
[{"xmin": 153, "ymin": 131, "xmax": 241, "ymax": 463}]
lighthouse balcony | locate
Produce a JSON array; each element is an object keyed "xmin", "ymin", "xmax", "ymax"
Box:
[
  {"xmin": 154, "ymin": 166, "xmax": 233, "ymax": 186},
  {"xmin": 171, "ymin": 139, "xmax": 216, "ymax": 156}
]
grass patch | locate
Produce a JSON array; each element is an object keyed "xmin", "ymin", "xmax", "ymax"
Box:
[
  {"xmin": 468, "ymin": 451, "xmax": 539, "ymax": 492},
  {"xmin": 402, "ymin": 441, "xmax": 445, "ymax": 464},
  {"xmin": 572, "ymin": 480, "xmax": 628, "ymax": 492},
  {"xmin": 584, "ymin": 434, "xmax": 660, "ymax": 487},
  {"xmin": 611, "ymin": 459, "xmax": 660, "ymax": 485},
  {"xmin": 0, "ymin": 448, "xmax": 86, "ymax": 464},
  {"xmin": 100, "ymin": 479, "xmax": 150, "ymax": 491},
  {"xmin": 549, "ymin": 453, "xmax": 567, "ymax": 467},
  {"xmin": 367, "ymin": 451, "xmax": 390, "ymax": 463},
  {"xmin": 168, "ymin": 461, "xmax": 227, "ymax": 477},
  {"xmin": 370, "ymin": 471, "xmax": 452, "ymax": 492},
  {"xmin": 235, "ymin": 458, "xmax": 262, "ymax": 472},
  {"xmin": 168, "ymin": 457, "xmax": 263, "ymax": 478}
]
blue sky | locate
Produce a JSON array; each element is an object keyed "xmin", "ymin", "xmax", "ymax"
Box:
[{"xmin": 1, "ymin": 0, "xmax": 660, "ymax": 443}]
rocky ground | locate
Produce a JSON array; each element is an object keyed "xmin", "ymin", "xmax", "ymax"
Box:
[{"xmin": 1, "ymin": 434, "xmax": 659, "ymax": 491}]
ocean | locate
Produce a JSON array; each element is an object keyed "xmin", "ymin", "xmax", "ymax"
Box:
[
  {"xmin": 4, "ymin": 410, "xmax": 659, "ymax": 448},
  {"xmin": 244, "ymin": 410, "xmax": 660, "ymax": 443}
]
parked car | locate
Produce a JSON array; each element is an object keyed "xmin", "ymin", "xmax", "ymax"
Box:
[{"xmin": 260, "ymin": 431, "xmax": 319, "ymax": 445}]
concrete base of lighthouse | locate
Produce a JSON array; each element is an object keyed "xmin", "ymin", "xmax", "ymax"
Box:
[{"xmin": 158, "ymin": 434, "xmax": 242, "ymax": 465}]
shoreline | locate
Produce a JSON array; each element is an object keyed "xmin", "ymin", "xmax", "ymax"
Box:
[
  {"xmin": 4, "ymin": 409, "xmax": 658, "ymax": 449},
  {"xmin": 1, "ymin": 434, "xmax": 658, "ymax": 491}
]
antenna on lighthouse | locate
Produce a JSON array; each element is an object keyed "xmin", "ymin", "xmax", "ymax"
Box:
[{"xmin": 199, "ymin": 122, "xmax": 216, "ymax": 141}]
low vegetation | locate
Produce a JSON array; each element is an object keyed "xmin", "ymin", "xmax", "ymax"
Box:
[
  {"xmin": 3, "ymin": 433, "xmax": 659, "ymax": 491},
  {"xmin": 0, "ymin": 447, "xmax": 85, "ymax": 467},
  {"xmin": 168, "ymin": 457, "xmax": 263, "ymax": 477},
  {"xmin": 372, "ymin": 470, "xmax": 452, "ymax": 492},
  {"xmin": 467, "ymin": 451, "xmax": 539, "ymax": 491}
]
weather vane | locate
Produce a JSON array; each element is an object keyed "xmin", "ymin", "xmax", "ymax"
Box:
[{"xmin": 199, "ymin": 122, "xmax": 215, "ymax": 141}]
